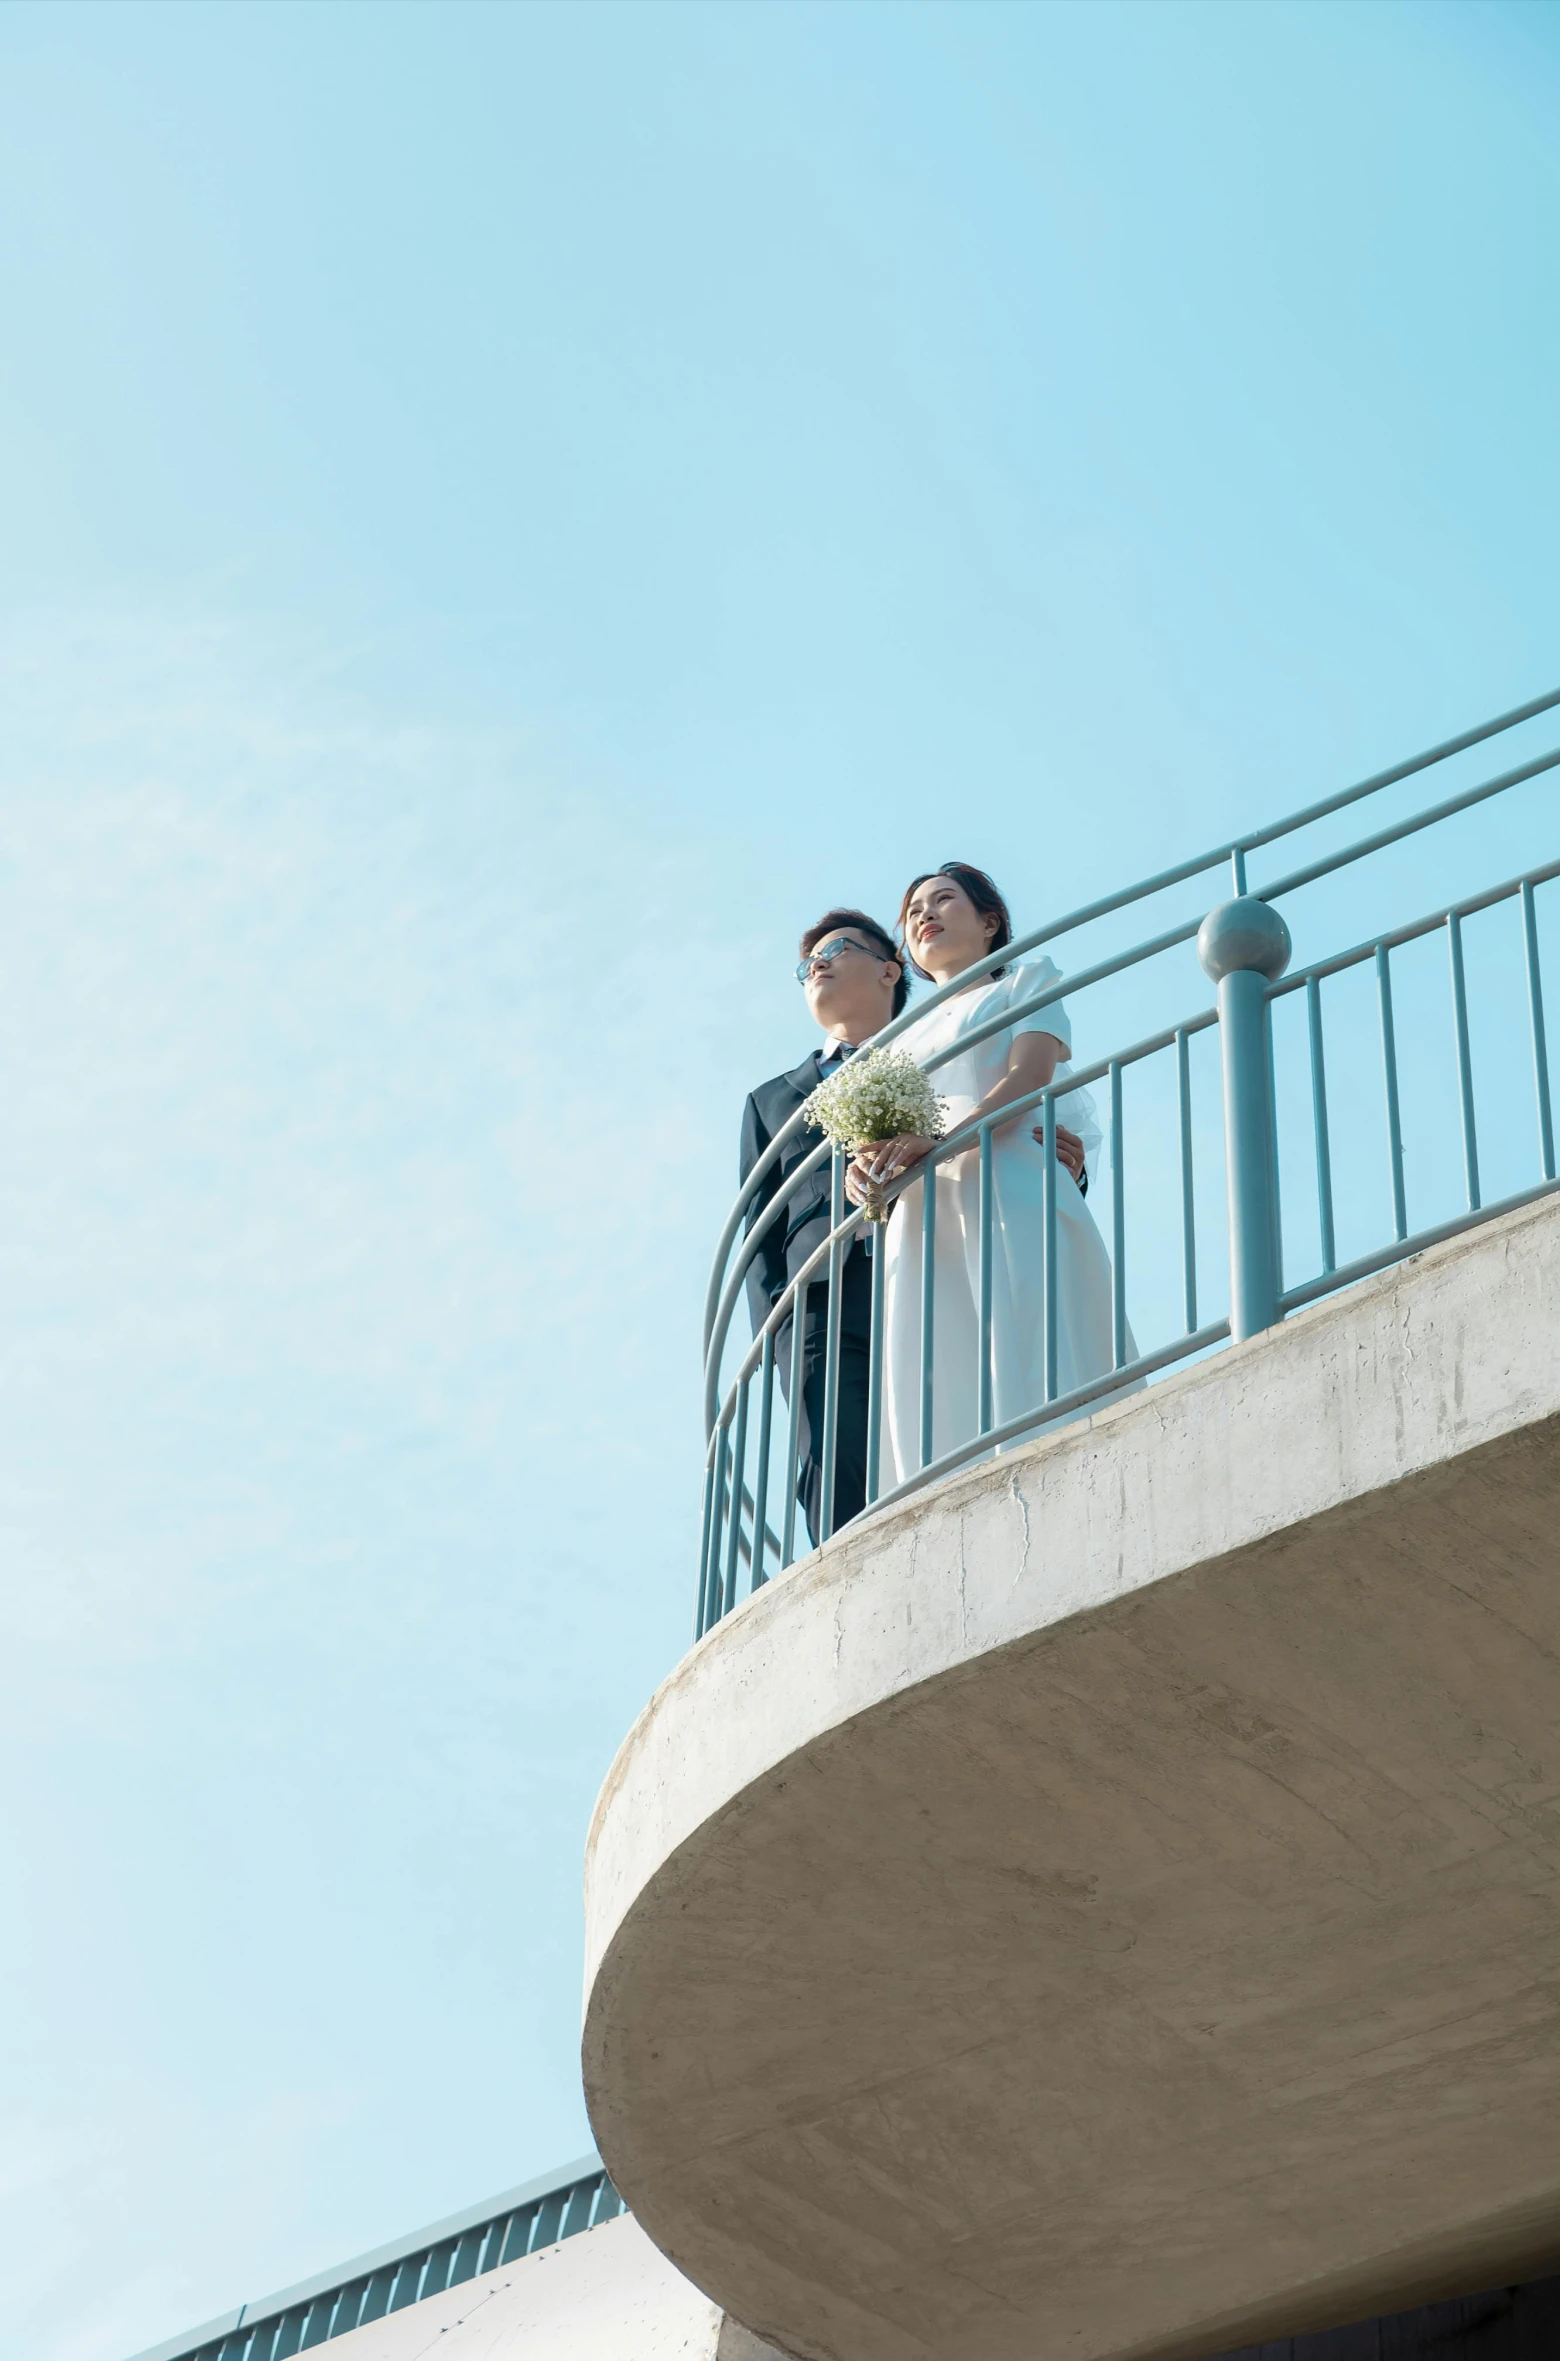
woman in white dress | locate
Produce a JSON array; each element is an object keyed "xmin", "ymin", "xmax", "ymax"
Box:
[{"xmin": 846, "ymin": 863, "xmax": 1133, "ymax": 1487}]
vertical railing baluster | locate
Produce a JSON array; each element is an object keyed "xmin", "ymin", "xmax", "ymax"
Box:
[
  {"xmin": 750, "ymin": 1330, "xmax": 775, "ymax": 1589},
  {"xmin": 1042, "ymin": 1091, "xmax": 1059, "ymax": 1401},
  {"xmin": 818, "ymin": 1150, "xmax": 845, "ymax": 1541},
  {"xmin": 1377, "ymin": 942, "xmax": 1408, "ymax": 1241},
  {"xmin": 1447, "ymin": 911, "xmax": 1481, "ymax": 1212},
  {"xmin": 865, "ymin": 1223, "xmax": 886, "ymax": 1506},
  {"xmin": 694, "ymin": 1457, "xmax": 716, "ymax": 1641},
  {"xmin": 919, "ymin": 1159, "xmax": 937, "ymax": 1468},
  {"xmin": 1109, "ymin": 1060, "xmax": 1126, "ymax": 1369},
  {"xmin": 721, "ymin": 1378, "xmax": 749, "ymax": 1617},
  {"xmin": 706, "ymin": 1423, "xmax": 732, "ymax": 1631},
  {"xmin": 780, "ymin": 1302, "xmax": 804, "ymax": 1569},
  {"xmin": 1266, "ymin": 999, "xmax": 1284, "ymax": 1294},
  {"xmin": 978, "ymin": 1123, "xmax": 994, "ymax": 1433},
  {"xmin": 1231, "ymin": 845, "xmax": 1248, "ymax": 895},
  {"xmin": 1522, "ymin": 879, "xmax": 1555, "ymax": 1181},
  {"xmin": 1306, "ymin": 976, "xmax": 1336, "ymax": 1277},
  {"xmin": 1176, "ymin": 1026, "xmax": 1197, "ymax": 1331}
]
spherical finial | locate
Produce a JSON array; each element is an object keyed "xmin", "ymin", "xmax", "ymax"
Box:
[{"xmin": 1197, "ymin": 895, "xmax": 1292, "ymax": 983}]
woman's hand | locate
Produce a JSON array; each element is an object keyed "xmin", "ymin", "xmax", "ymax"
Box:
[{"xmin": 845, "ymin": 1133, "xmax": 934, "ymax": 1207}]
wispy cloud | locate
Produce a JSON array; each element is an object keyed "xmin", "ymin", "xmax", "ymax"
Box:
[{"xmin": 0, "ymin": 604, "xmax": 727, "ymax": 2361}]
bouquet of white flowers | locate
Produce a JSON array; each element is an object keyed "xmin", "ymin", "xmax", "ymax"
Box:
[{"xmin": 801, "ymin": 1047, "xmax": 947, "ymax": 1223}]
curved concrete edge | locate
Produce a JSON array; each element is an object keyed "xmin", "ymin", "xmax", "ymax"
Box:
[{"xmin": 585, "ymin": 1192, "xmax": 1560, "ymax": 2001}]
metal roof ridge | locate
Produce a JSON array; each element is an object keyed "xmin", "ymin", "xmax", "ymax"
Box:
[{"xmin": 122, "ymin": 2153, "xmax": 606, "ymax": 2361}]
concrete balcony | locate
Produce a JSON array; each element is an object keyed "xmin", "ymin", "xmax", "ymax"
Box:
[{"xmin": 583, "ymin": 1191, "xmax": 1560, "ymax": 2361}]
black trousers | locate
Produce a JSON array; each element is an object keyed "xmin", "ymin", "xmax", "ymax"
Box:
[{"xmin": 777, "ymin": 1242, "xmax": 873, "ymax": 1550}]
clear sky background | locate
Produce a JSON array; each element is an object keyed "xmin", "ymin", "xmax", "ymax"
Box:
[{"xmin": 1, "ymin": 5, "xmax": 1557, "ymax": 2358}]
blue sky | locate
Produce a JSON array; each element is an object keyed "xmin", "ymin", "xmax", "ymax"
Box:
[{"xmin": 1, "ymin": 4, "xmax": 1557, "ymax": 2358}]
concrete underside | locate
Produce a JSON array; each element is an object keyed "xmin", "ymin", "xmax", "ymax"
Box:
[
  {"xmin": 320, "ymin": 2214, "xmax": 784, "ymax": 2361},
  {"xmin": 584, "ymin": 1194, "xmax": 1560, "ymax": 2361}
]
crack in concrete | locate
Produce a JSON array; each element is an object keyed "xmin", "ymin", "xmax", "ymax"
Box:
[
  {"xmin": 956, "ymin": 1503, "xmax": 970, "ymax": 1646},
  {"xmin": 1008, "ymin": 1471, "xmax": 1032, "ymax": 1589}
]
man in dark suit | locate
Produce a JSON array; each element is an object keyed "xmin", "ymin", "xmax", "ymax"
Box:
[{"xmin": 739, "ymin": 908, "xmax": 1087, "ymax": 1549}]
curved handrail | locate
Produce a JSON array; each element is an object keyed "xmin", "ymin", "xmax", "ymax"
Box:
[
  {"xmin": 708, "ymin": 835, "xmax": 1560, "ymax": 1450},
  {"xmin": 695, "ymin": 684, "xmax": 1560, "ymax": 1640},
  {"xmin": 703, "ymin": 727, "xmax": 1557, "ymax": 1435},
  {"xmin": 702, "ymin": 685, "xmax": 1560, "ymax": 1359},
  {"xmin": 703, "ymin": 713, "xmax": 1560, "ymax": 1435},
  {"xmin": 697, "ymin": 842, "xmax": 1560, "ymax": 1640}
]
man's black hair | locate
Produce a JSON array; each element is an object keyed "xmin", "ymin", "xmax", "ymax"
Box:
[{"xmin": 799, "ymin": 908, "xmax": 909, "ymax": 1019}]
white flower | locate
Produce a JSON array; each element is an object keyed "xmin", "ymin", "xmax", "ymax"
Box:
[{"xmin": 801, "ymin": 1047, "xmax": 947, "ymax": 1151}]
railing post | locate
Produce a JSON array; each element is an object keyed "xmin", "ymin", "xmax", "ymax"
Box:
[{"xmin": 1198, "ymin": 895, "xmax": 1292, "ymax": 1342}]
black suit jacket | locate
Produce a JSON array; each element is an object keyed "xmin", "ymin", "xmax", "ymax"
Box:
[{"xmin": 738, "ymin": 1051, "xmax": 841, "ymax": 1337}]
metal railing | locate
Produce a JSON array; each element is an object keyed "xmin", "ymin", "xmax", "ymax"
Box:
[
  {"xmin": 698, "ymin": 689, "xmax": 1560, "ymax": 1638},
  {"xmin": 126, "ymin": 2157, "xmax": 622, "ymax": 2361}
]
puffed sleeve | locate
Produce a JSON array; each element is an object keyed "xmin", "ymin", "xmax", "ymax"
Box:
[{"xmin": 1006, "ymin": 956, "xmax": 1071, "ymax": 1057}]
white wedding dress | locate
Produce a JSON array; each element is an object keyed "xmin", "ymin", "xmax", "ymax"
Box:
[{"xmin": 880, "ymin": 953, "xmax": 1136, "ymax": 1486}]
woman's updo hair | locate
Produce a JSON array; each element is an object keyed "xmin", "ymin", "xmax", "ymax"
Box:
[{"xmin": 898, "ymin": 863, "xmax": 1014, "ymax": 981}]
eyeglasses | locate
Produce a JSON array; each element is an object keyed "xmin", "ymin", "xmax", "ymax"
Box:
[{"xmin": 796, "ymin": 935, "xmax": 875, "ymax": 984}]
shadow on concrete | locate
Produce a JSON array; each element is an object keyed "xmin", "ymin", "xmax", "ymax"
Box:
[{"xmin": 1213, "ymin": 2272, "xmax": 1560, "ymax": 2357}]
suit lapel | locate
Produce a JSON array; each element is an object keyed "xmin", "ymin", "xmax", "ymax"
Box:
[
  {"xmin": 755, "ymin": 1052, "xmax": 823, "ymax": 1136},
  {"xmin": 755, "ymin": 1052, "xmax": 827, "ymax": 1178},
  {"xmin": 783, "ymin": 1052, "xmax": 827, "ymax": 1154},
  {"xmin": 784, "ymin": 1050, "xmax": 824, "ymax": 1106}
]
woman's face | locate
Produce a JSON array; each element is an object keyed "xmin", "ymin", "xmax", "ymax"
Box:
[{"xmin": 904, "ymin": 875, "xmax": 999, "ymax": 980}]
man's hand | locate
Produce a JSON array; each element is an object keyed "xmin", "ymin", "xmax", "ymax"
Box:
[{"xmin": 1032, "ymin": 1121, "xmax": 1086, "ymax": 1182}]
